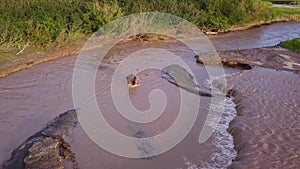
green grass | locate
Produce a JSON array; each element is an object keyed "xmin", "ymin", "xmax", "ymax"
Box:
[
  {"xmin": 263, "ymin": 1, "xmax": 300, "ymax": 21},
  {"xmin": 0, "ymin": 0, "xmax": 123, "ymax": 49},
  {"xmin": 271, "ymin": 5, "xmax": 300, "ymax": 21},
  {"xmin": 272, "ymin": 5, "xmax": 300, "ymax": 15},
  {"xmin": 0, "ymin": 0, "xmax": 299, "ymax": 55},
  {"xmin": 280, "ymin": 38, "xmax": 300, "ymax": 53}
]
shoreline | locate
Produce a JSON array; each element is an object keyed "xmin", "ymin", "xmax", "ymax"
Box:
[
  {"xmin": 1, "ymin": 21, "xmax": 299, "ymax": 78},
  {"xmin": 0, "ymin": 41, "xmax": 85, "ymax": 78}
]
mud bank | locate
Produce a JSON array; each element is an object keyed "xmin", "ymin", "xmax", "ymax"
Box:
[{"xmin": 219, "ymin": 47, "xmax": 300, "ymax": 73}]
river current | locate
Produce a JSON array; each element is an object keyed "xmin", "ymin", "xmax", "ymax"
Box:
[{"xmin": 0, "ymin": 22, "xmax": 299, "ymax": 168}]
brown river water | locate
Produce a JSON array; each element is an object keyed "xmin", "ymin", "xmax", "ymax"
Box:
[
  {"xmin": 0, "ymin": 22, "xmax": 300, "ymax": 169},
  {"xmin": 226, "ymin": 67, "xmax": 300, "ymax": 168},
  {"xmin": 210, "ymin": 22, "xmax": 300, "ymax": 50}
]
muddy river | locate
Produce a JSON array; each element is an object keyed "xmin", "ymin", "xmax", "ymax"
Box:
[
  {"xmin": 210, "ymin": 22, "xmax": 300, "ymax": 50},
  {"xmin": 0, "ymin": 22, "xmax": 300, "ymax": 168}
]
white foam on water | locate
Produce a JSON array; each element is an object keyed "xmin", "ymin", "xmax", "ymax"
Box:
[
  {"xmin": 181, "ymin": 74, "xmax": 238, "ymax": 169},
  {"xmin": 200, "ymin": 98, "xmax": 237, "ymax": 169},
  {"xmin": 182, "ymin": 98, "xmax": 237, "ymax": 169}
]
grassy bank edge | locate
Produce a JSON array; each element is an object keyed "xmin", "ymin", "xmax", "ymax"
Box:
[{"xmin": 280, "ymin": 38, "xmax": 300, "ymax": 53}]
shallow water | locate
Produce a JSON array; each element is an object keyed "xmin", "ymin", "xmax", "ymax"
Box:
[
  {"xmin": 70, "ymin": 40, "xmax": 240, "ymax": 169},
  {"xmin": 0, "ymin": 40, "xmax": 240, "ymax": 168},
  {"xmin": 0, "ymin": 56, "xmax": 76, "ymax": 165},
  {"xmin": 1, "ymin": 22, "xmax": 300, "ymax": 168},
  {"xmin": 227, "ymin": 67, "xmax": 300, "ymax": 168}
]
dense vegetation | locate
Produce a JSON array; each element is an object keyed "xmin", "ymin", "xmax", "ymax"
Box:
[
  {"xmin": 280, "ymin": 38, "xmax": 300, "ymax": 53},
  {"xmin": 0, "ymin": 0, "xmax": 299, "ymax": 51}
]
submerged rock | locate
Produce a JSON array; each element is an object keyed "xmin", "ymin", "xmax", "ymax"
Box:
[
  {"xmin": 2, "ymin": 110, "xmax": 78, "ymax": 169},
  {"xmin": 162, "ymin": 64, "xmax": 212, "ymax": 97},
  {"xmin": 126, "ymin": 74, "xmax": 140, "ymax": 89},
  {"xmin": 134, "ymin": 130, "xmax": 147, "ymax": 138}
]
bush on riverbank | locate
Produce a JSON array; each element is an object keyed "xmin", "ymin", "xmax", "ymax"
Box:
[
  {"xmin": 280, "ymin": 38, "xmax": 300, "ymax": 53},
  {"xmin": 0, "ymin": 0, "xmax": 299, "ymax": 53}
]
